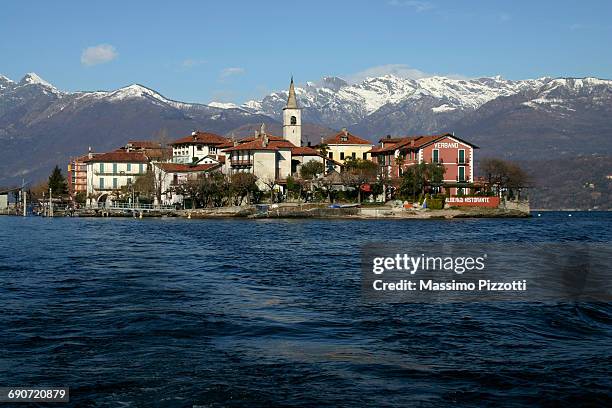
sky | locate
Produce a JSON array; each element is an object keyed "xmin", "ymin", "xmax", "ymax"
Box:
[{"xmin": 1, "ymin": 0, "xmax": 611, "ymax": 104}]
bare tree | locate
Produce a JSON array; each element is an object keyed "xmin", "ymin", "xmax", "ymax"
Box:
[{"xmin": 261, "ymin": 177, "xmax": 277, "ymax": 203}]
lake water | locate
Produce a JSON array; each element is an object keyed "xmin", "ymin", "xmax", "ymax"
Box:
[{"xmin": 1, "ymin": 212, "xmax": 611, "ymax": 407}]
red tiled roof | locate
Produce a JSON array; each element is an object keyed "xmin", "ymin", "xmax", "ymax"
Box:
[
  {"xmin": 155, "ymin": 163, "xmax": 221, "ymax": 173},
  {"xmin": 171, "ymin": 131, "xmax": 231, "ymax": 146},
  {"xmin": 84, "ymin": 150, "xmax": 149, "ymax": 163},
  {"xmin": 368, "ymin": 133, "xmax": 478, "ymax": 154},
  {"xmin": 223, "ymin": 137, "xmax": 296, "ymax": 152},
  {"xmin": 323, "ymin": 130, "xmax": 372, "ymax": 145},
  {"xmin": 238, "ymin": 134, "xmax": 285, "ymax": 143},
  {"xmin": 291, "ymin": 146, "xmax": 320, "ymax": 156}
]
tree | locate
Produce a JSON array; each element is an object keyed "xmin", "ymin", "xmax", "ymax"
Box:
[
  {"xmin": 300, "ymin": 160, "xmax": 325, "ymax": 180},
  {"xmin": 398, "ymin": 162, "xmax": 446, "ymax": 199},
  {"xmin": 480, "ymin": 158, "xmax": 530, "ymax": 198},
  {"xmin": 342, "ymin": 158, "xmax": 378, "ymax": 203},
  {"xmin": 286, "ymin": 176, "xmax": 304, "ymax": 201},
  {"xmin": 229, "ymin": 173, "xmax": 258, "ymax": 205},
  {"xmin": 133, "ymin": 169, "xmax": 155, "ymax": 197},
  {"xmin": 261, "ymin": 177, "xmax": 277, "ymax": 203},
  {"xmin": 48, "ymin": 165, "xmax": 67, "ymax": 195}
]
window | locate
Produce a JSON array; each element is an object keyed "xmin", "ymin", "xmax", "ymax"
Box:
[
  {"xmin": 340, "ymin": 152, "xmax": 345, "ymax": 160},
  {"xmin": 328, "ymin": 152, "xmax": 333, "ymax": 159},
  {"xmin": 432, "ymin": 149, "xmax": 439, "ymax": 163},
  {"xmin": 99, "ymin": 178, "xmax": 104, "ymax": 189},
  {"xmin": 458, "ymin": 149, "xmax": 465, "ymax": 164},
  {"xmin": 197, "ymin": 145, "xmax": 203, "ymax": 151},
  {"xmin": 341, "ymin": 136, "xmax": 348, "ymax": 142},
  {"xmin": 127, "ymin": 163, "xmax": 131, "ymax": 172},
  {"xmin": 458, "ymin": 166, "xmax": 465, "ymax": 182},
  {"xmin": 351, "ymin": 152, "xmax": 356, "ymax": 159},
  {"xmin": 112, "ymin": 163, "xmax": 117, "ymax": 174},
  {"xmin": 113, "ymin": 178, "xmax": 117, "ymax": 189},
  {"xmin": 210, "ymin": 147, "xmax": 217, "ymax": 154},
  {"xmin": 290, "ymin": 116, "xmax": 297, "ymax": 125},
  {"xmin": 362, "ymin": 153, "xmax": 367, "ymax": 160},
  {"xmin": 99, "ymin": 163, "xmax": 104, "ymax": 173}
]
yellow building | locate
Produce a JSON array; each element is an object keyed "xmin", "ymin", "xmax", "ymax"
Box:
[{"xmin": 321, "ymin": 128, "xmax": 373, "ymax": 164}]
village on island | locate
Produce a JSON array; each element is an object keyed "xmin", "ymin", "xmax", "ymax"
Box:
[{"xmin": 0, "ymin": 78, "xmax": 529, "ymax": 219}]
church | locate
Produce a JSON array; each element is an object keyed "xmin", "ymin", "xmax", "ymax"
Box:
[{"xmin": 222, "ymin": 78, "xmax": 336, "ymax": 189}]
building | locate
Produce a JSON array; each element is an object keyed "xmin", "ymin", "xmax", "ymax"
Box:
[
  {"xmin": 283, "ymin": 77, "xmax": 302, "ymax": 147},
  {"xmin": 170, "ymin": 131, "xmax": 233, "ymax": 164},
  {"xmin": 152, "ymin": 162, "xmax": 222, "ymax": 205},
  {"xmin": 321, "ymin": 128, "xmax": 373, "ymax": 164},
  {"xmin": 221, "ymin": 79, "xmax": 331, "ymax": 190},
  {"xmin": 68, "ymin": 149, "xmax": 97, "ymax": 200},
  {"xmin": 369, "ymin": 133, "xmax": 478, "ymax": 195},
  {"xmin": 223, "ymin": 129, "xmax": 294, "ymax": 187},
  {"xmin": 84, "ymin": 150, "xmax": 150, "ymax": 203}
]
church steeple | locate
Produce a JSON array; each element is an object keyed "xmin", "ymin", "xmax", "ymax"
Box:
[
  {"xmin": 286, "ymin": 76, "xmax": 298, "ymax": 109},
  {"xmin": 283, "ymin": 76, "xmax": 302, "ymax": 146}
]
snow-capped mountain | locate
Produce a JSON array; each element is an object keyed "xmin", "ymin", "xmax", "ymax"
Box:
[{"xmin": 238, "ymin": 75, "xmax": 555, "ymax": 129}]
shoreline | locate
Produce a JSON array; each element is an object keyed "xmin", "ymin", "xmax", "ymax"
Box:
[{"xmin": 11, "ymin": 204, "xmax": 531, "ymax": 220}]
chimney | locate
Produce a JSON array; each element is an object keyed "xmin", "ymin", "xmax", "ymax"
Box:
[
  {"xmin": 263, "ymin": 133, "xmax": 269, "ymax": 147},
  {"xmin": 386, "ymin": 135, "xmax": 391, "ymax": 139},
  {"xmin": 307, "ymin": 141, "xmax": 311, "ymax": 147},
  {"xmin": 88, "ymin": 146, "xmax": 93, "ymax": 159},
  {"xmin": 192, "ymin": 130, "xmax": 197, "ymax": 140},
  {"xmin": 320, "ymin": 136, "xmax": 324, "ymax": 145},
  {"xmin": 410, "ymin": 139, "xmax": 415, "ymax": 147},
  {"xmin": 342, "ymin": 127, "xmax": 348, "ymax": 136}
]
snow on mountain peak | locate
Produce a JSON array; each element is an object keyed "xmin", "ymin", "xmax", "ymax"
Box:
[
  {"xmin": 208, "ymin": 101, "xmax": 239, "ymax": 109},
  {"xmin": 108, "ymin": 84, "xmax": 163, "ymax": 100},
  {"xmin": 19, "ymin": 72, "xmax": 55, "ymax": 88}
]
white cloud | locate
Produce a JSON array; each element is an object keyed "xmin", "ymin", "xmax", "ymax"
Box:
[
  {"xmin": 388, "ymin": 0, "xmax": 435, "ymax": 12},
  {"xmin": 345, "ymin": 64, "xmax": 468, "ymax": 83},
  {"xmin": 81, "ymin": 44, "xmax": 118, "ymax": 66},
  {"xmin": 220, "ymin": 67, "xmax": 245, "ymax": 78}
]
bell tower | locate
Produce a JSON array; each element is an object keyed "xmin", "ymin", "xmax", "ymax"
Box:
[{"xmin": 283, "ymin": 77, "xmax": 302, "ymax": 147}]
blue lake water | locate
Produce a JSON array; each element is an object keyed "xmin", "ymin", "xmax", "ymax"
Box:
[{"xmin": 1, "ymin": 212, "xmax": 611, "ymax": 407}]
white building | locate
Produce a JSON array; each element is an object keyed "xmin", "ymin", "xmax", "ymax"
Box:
[
  {"xmin": 283, "ymin": 77, "xmax": 302, "ymax": 147},
  {"xmin": 170, "ymin": 131, "xmax": 233, "ymax": 164},
  {"xmin": 85, "ymin": 150, "xmax": 149, "ymax": 203}
]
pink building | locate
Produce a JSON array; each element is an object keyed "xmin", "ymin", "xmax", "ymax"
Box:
[{"xmin": 369, "ymin": 133, "xmax": 479, "ymax": 195}]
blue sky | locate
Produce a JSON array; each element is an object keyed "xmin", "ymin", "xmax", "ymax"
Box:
[{"xmin": 1, "ymin": 0, "xmax": 611, "ymax": 103}]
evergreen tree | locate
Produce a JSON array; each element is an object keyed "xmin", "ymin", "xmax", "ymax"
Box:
[{"xmin": 48, "ymin": 165, "xmax": 68, "ymax": 195}]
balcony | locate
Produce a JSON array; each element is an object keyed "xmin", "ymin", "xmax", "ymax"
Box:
[{"xmin": 230, "ymin": 158, "xmax": 253, "ymax": 166}]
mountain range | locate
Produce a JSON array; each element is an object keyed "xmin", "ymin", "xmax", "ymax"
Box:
[{"xmin": 0, "ymin": 72, "xmax": 610, "ymax": 209}]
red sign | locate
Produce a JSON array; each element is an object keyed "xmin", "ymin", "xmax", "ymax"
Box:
[{"xmin": 446, "ymin": 196, "xmax": 500, "ymax": 208}]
